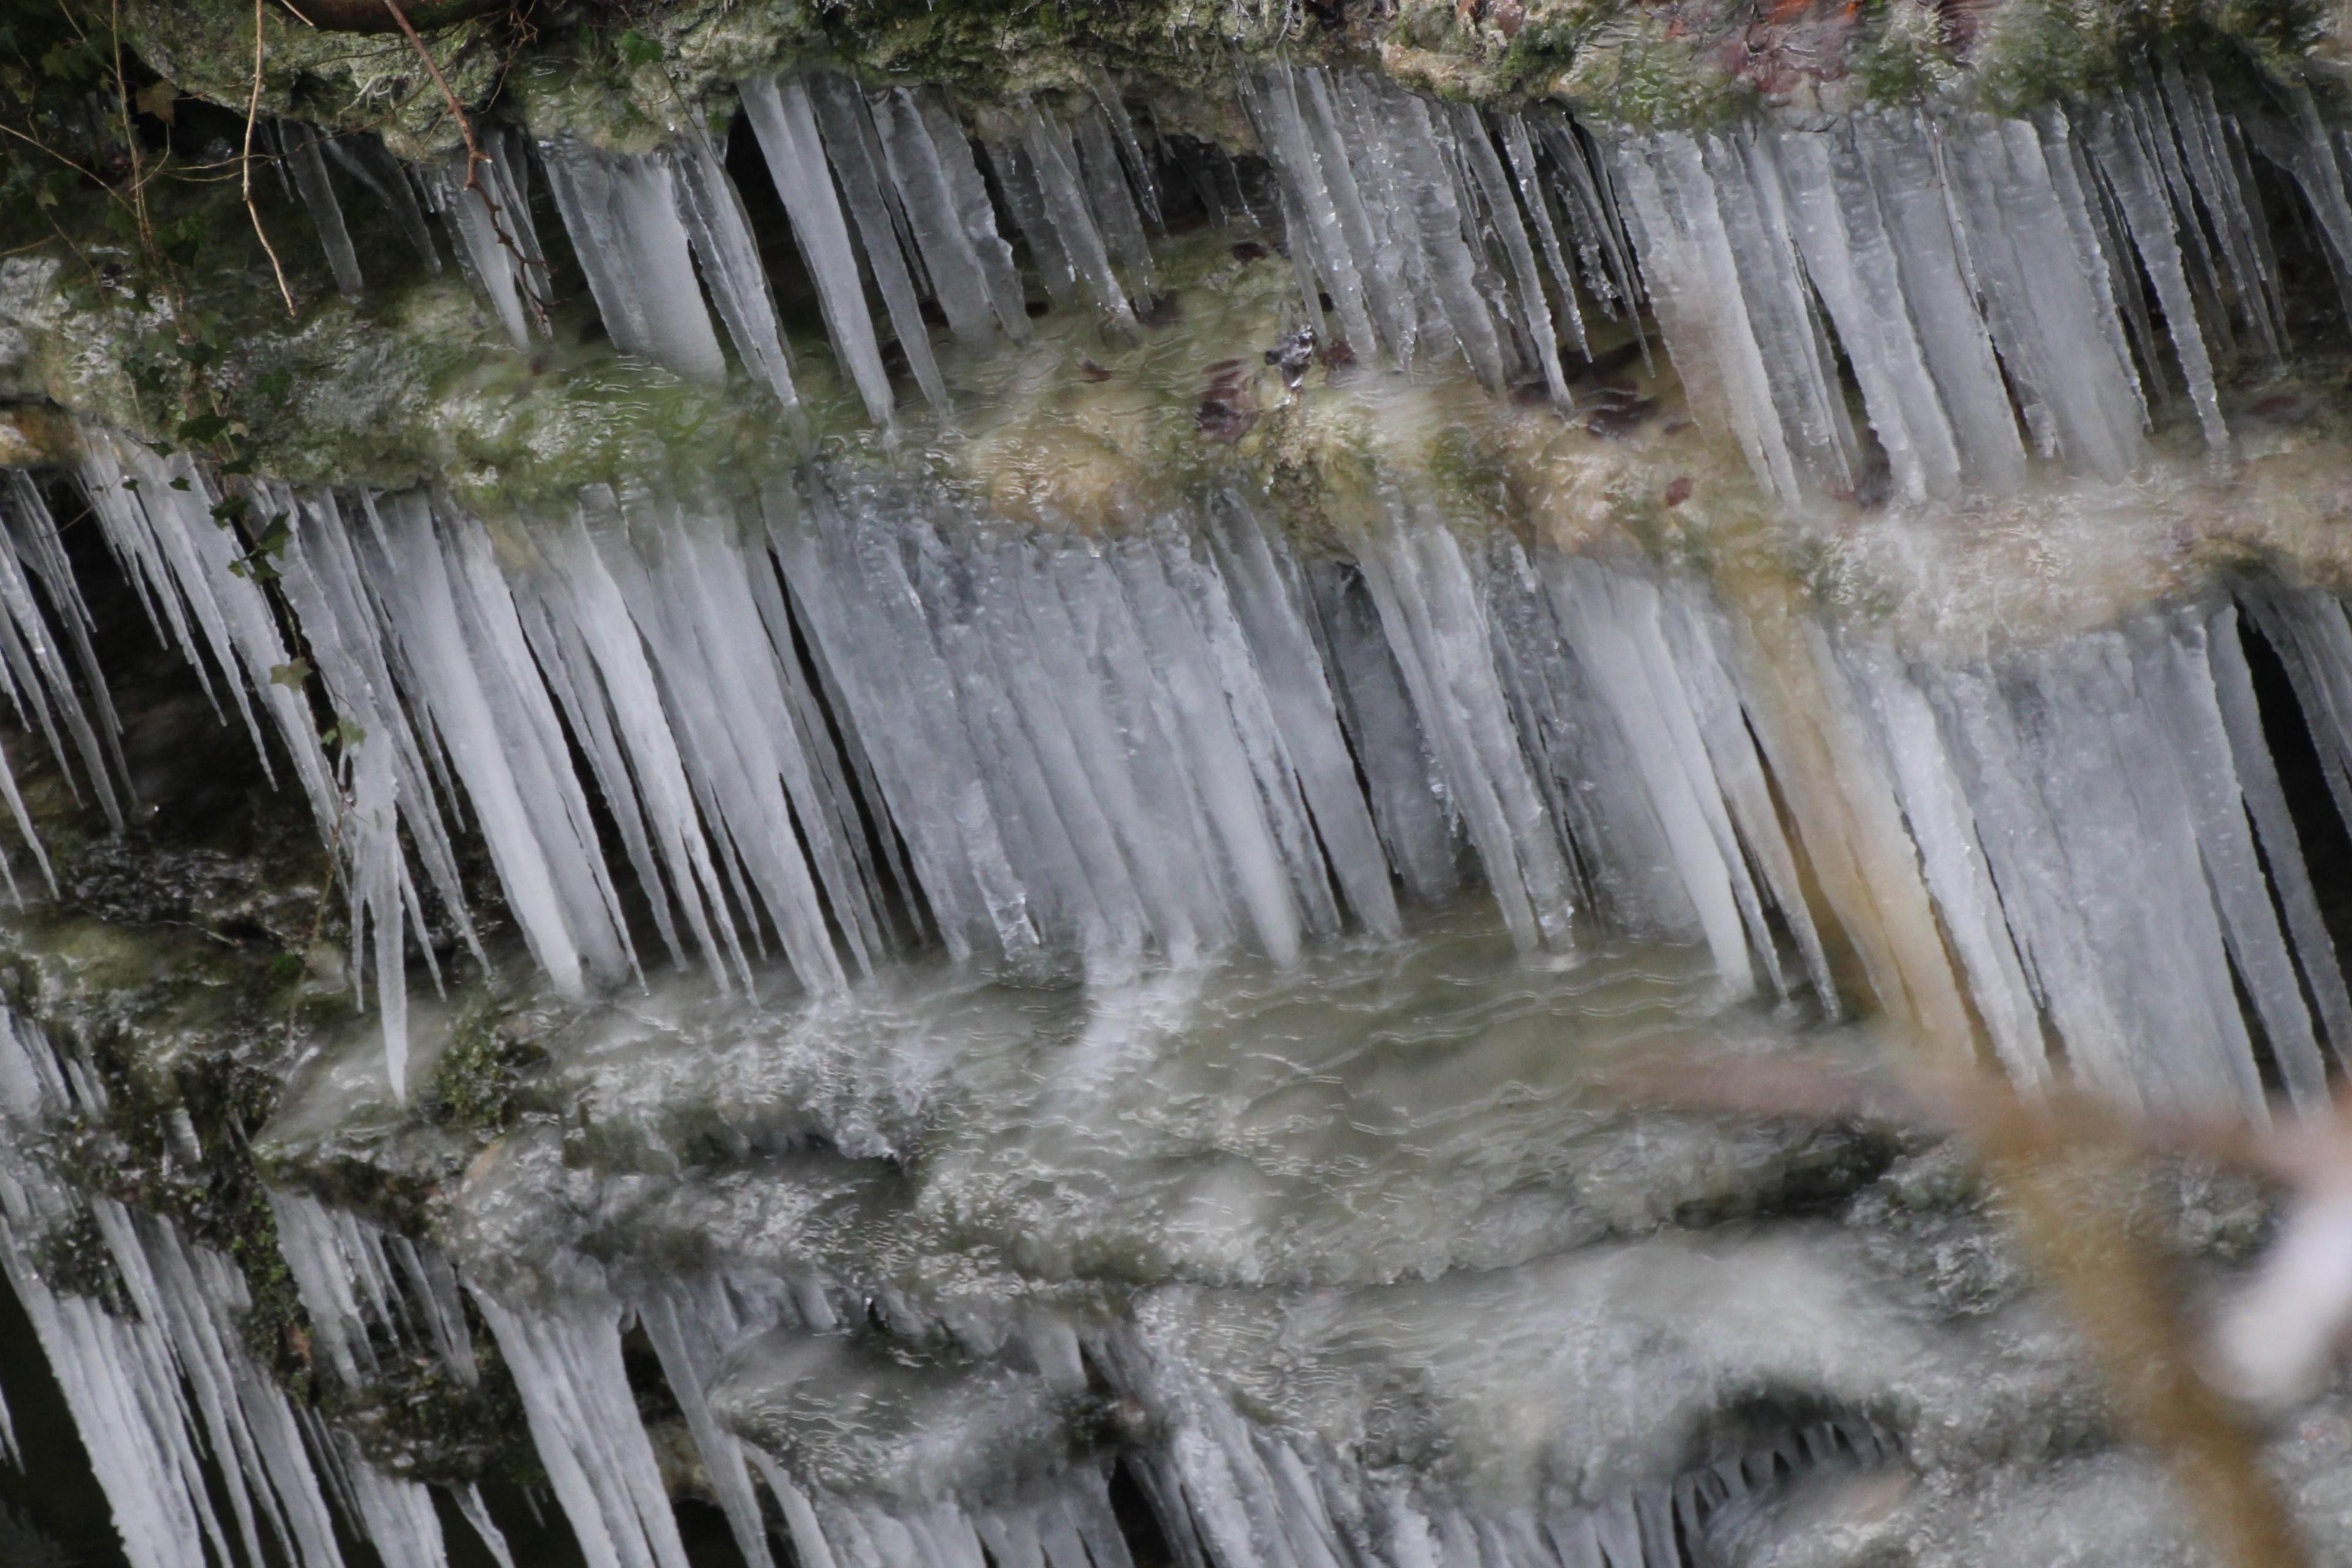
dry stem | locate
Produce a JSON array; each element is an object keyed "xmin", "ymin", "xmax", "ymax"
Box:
[
  {"xmin": 380, "ymin": 0, "xmax": 546, "ymax": 330},
  {"xmin": 242, "ymin": 0, "xmax": 298, "ymax": 315}
]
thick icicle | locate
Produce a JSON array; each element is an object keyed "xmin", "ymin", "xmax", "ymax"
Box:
[
  {"xmin": 804, "ymin": 72, "xmax": 954, "ymax": 412},
  {"xmin": 669, "ymin": 126, "xmax": 803, "ymax": 413},
  {"xmin": 1014, "ymin": 107, "xmax": 1139, "ymax": 329},
  {"xmin": 741, "ymin": 75, "xmax": 902, "ymax": 428},
  {"xmin": 280, "ymin": 121, "xmax": 364, "ymax": 297},
  {"xmin": 323, "ymin": 132, "xmax": 441, "ymax": 273},
  {"xmin": 471, "ymin": 1288, "xmax": 695, "ymax": 1568},
  {"xmin": 540, "ymin": 139, "xmax": 729, "ymax": 382},
  {"xmin": 872, "ymin": 88, "xmax": 1011, "ymax": 345}
]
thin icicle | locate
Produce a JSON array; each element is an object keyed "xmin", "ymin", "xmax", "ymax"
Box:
[
  {"xmin": 280, "ymin": 121, "xmax": 364, "ymax": 297},
  {"xmin": 741, "ymin": 75, "xmax": 901, "ymax": 428},
  {"xmin": 669, "ymin": 126, "xmax": 804, "ymax": 415}
]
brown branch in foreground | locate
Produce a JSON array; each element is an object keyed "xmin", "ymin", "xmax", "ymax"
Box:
[
  {"xmin": 1600, "ymin": 1051, "xmax": 2311, "ymax": 1568},
  {"xmin": 243, "ymin": 0, "xmax": 298, "ymax": 316},
  {"xmin": 379, "ymin": 0, "xmax": 546, "ymax": 330}
]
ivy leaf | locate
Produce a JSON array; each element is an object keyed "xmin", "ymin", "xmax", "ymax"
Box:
[
  {"xmin": 322, "ymin": 718, "xmax": 367, "ymax": 751},
  {"xmin": 209, "ymin": 494, "xmax": 251, "ymax": 527},
  {"xmin": 219, "ymin": 456, "xmax": 254, "ymax": 477},
  {"xmin": 140, "ymin": 439, "xmax": 175, "ymax": 458},
  {"xmin": 119, "ymin": 477, "xmax": 139, "ymax": 493},
  {"xmin": 176, "ymin": 413, "xmax": 230, "ymax": 443},
  {"xmin": 253, "ymin": 516, "xmax": 292, "ymax": 558},
  {"xmin": 616, "ymin": 28, "xmax": 663, "ymax": 66},
  {"xmin": 172, "ymin": 337, "xmax": 214, "ymax": 368},
  {"xmin": 254, "ymin": 369, "xmax": 292, "ymax": 403},
  {"xmin": 134, "ymin": 79, "xmax": 177, "ymax": 125},
  {"xmin": 268, "ymin": 660, "xmax": 311, "ymax": 691},
  {"xmin": 167, "ymin": 476, "xmax": 189, "ymax": 491}
]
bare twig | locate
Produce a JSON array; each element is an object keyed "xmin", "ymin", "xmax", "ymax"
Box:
[
  {"xmin": 1601, "ymin": 1050, "xmax": 2311, "ymax": 1568},
  {"xmin": 243, "ymin": 0, "xmax": 299, "ymax": 316},
  {"xmin": 379, "ymin": 0, "xmax": 546, "ymax": 329}
]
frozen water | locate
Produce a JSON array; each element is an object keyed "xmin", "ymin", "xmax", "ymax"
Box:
[
  {"xmin": 540, "ymin": 138, "xmax": 729, "ymax": 382},
  {"xmin": 279, "ymin": 121, "xmax": 364, "ymax": 298},
  {"xmin": 426, "ymin": 128, "xmax": 548, "ymax": 349},
  {"xmin": 741, "ymin": 75, "xmax": 902, "ymax": 428}
]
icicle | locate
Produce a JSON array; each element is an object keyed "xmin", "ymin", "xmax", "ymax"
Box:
[
  {"xmin": 541, "ymin": 138, "xmax": 728, "ymax": 382},
  {"xmin": 1072, "ymin": 105, "xmax": 1158, "ymax": 293},
  {"xmin": 741, "ymin": 75, "xmax": 901, "ymax": 428},
  {"xmin": 426, "ymin": 133, "xmax": 548, "ymax": 349},
  {"xmin": 1767, "ymin": 123, "xmax": 1966, "ymax": 503},
  {"xmin": 1236, "ymin": 66, "xmax": 1378, "ymax": 358},
  {"xmin": 1344, "ymin": 496, "xmax": 1574, "ymax": 952},
  {"xmin": 1090, "ymin": 70, "xmax": 1164, "ymax": 228},
  {"xmin": 2087, "ymin": 105, "xmax": 2229, "ymax": 451},
  {"xmin": 1942, "ymin": 113, "xmax": 2147, "ymax": 478},
  {"xmin": 356, "ymin": 491, "xmax": 636, "ymax": 998},
  {"xmin": 1609, "ymin": 131, "xmax": 1812, "ymax": 505},
  {"xmin": 0, "ymin": 473, "xmax": 126, "ymax": 828},
  {"xmin": 1450, "ymin": 104, "xmax": 1570, "ymax": 406},
  {"xmin": 279, "ymin": 121, "xmax": 364, "ymax": 297},
  {"xmin": 1847, "ymin": 112, "xmax": 2026, "ymax": 491},
  {"xmin": 804, "ymin": 72, "xmax": 954, "ymax": 412},
  {"xmin": 1500, "ymin": 112, "xmax": 1591, "ymax": 365},
  {"xmin": 470, "ymin": 1288, "xmax": 695, "ymax": 1568},
  {"xmin": 983, "ymin": 129, "xmax": 1082, "ymax": 311},
  {"xmin": 0, "ymin": 1012, "xmax": 359, "ymax": 1568},
  {"xmin": 669, "ymin": 126, "xmax": 803, "ymax": 415},
  {"xmin": 871, "ymin": 88, "xmax": 1011, "ymax": 345},
  {"xmin": 323, "ymin": 132, "xmax": 441, "ymax": 273},
  {"xmin": 1014, "ymin": 107, "xmax": 1138, "ymax": 328},
  {"xmin": 917, "ymin": 94, "xmax": 1032, "ymax": 338}
]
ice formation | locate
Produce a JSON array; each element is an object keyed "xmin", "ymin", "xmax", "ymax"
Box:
[
  {"xmin": 16, "ymin": 42, "xmax": 2352, "ymax": 1568},
  {"xmin": 0, "ymin": 1009, "xmax": 510, "ymax": 1568}
]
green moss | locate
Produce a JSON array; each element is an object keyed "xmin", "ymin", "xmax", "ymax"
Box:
[
  {"xmin": 419, "ymin": 997, "xmax": 549, "ymax": 1137},
  {"xmin": 25, "ymin": 1211, "xmax": 132, "ymax": 1315},
  {"xmin": 121, "ymin": 0, "xmax": 508, "ymax": 162}
]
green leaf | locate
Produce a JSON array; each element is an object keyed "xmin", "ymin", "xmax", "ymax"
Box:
[
  {"xmin": 119, "ymin": 477, "xmax": 139, "ymax": 493},
  {"xmin": 167, "ymin": 476, "xmax": 189, "ymax": 491},
  {"xmin": 254, "ymin": 369, "xmax": 292, "ymax": 402},
  {"xmin": 140, "ymin": 440, "xmax": 175, "ymax": 458},
  {"xmin": 219, "ymin": 457, "xmax": 254, "ymax": 477},
  {"xmin": 322, "ymin": 718, "xmax": 367, "ymax": 751},
  {"xmin": 176, "ymin": 413, "xmax": 230, "ymax": 443},
  {"xmin": 268, "ymin": 660, "xmax": 311, "ymax": 691},
  {"xmin": 209, "ymin": 494, "xmax": 251, "ymax": 527},
  {"xmin": 616, "ymin": 28, "xmax": 663, "ymax": 66},
  {"xmin": 172, "ymin": 338, "xmax": 214, "ymax": 368}
]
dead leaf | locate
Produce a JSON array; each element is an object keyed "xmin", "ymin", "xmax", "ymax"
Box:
[{"xmin": 135, "ymin": 80, "xmax": 178, "ymax": 124}]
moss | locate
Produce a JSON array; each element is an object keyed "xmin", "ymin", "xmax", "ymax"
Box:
[
  {"xmin": 418, "ymin": 995, "xmax": 550, "ymax": 1137},
  {"xmin": 121, "ymin": 0, "xmax": 510, "ymax": 162},
  {"xmin": 24, "ymin": 1211, "xmax": 132, "ymax": 1315}
]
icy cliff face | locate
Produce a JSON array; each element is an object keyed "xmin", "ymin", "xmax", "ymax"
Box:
[{"xmin": 10, "ymin": 29, "xmax": 2352, "ymax": 1568}]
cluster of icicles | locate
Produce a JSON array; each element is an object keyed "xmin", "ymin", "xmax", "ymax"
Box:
[
  {"xmin": 276, "ymin": 61, "xmax": 2352, "ymax": 503},
  {"xmin": 0, "ymin": 998, "xmax": 1912, "ymax": 1568},
  {"xmin": 6, "ymin": 53, "xmax": 2352, "ymax": 1568},
  {"xmin": 4, "ymin": 425, "xmax": 2352, "ymax": 1118}
]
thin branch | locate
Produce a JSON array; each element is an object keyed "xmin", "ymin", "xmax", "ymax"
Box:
[
  {"xmin": 105, "ymin": 0, "xmax": 149, "ymax": 252},
  {"xmin": 243, "ymin": 0, "xmax": 300, "ymax": 316},
  {"xmin": 381, "ymin": 0, "xmax": 548, "ymax": 329},
  {"xmin": 0, "ymin": 120, "xmax": 110, "ymax": 186}
]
